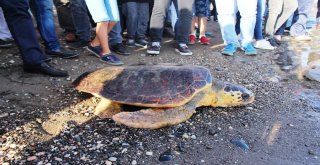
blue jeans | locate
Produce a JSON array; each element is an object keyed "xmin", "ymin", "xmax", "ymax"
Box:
[
  {"xmin": 150, "ymin": 0, "xmax": 194, "ymax": 44},
  {"xmin": 122, "ymin": 2, "xmax": 149, "ymax": 39},
  {"xmin": 29, "ymin": 0, "xmax": 61, "ymax": 50},
  {"xmin": 254, "ymin": 0, "xmax": 264, "ymax": 40},
  {"xmin": 0, "ymin": 0, "xmax": 44, "ymax": 65},
  {"xmin": 69, "ymin": 0, "xmax": 91, "ymax": 41},
  {"xmin": 109, "ymin": 21, "xmax": 123, "ymax": 45}
]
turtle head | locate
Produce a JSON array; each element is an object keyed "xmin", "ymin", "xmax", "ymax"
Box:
[{"xmin": 207, "ymin": 81, "xmax": 255, "ymax": 107}]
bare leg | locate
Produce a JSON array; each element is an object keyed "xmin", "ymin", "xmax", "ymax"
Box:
[
  {"xmin": 199, "ymin": 16, "xmax": 207, "ymax": 38},
  {"xmin": 90, "ymin": 21, "xmax": 117, "ymax": 55}
]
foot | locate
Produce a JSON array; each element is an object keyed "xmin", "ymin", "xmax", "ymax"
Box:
[
  {"xmin": 45, "ymin": 47, "xmax": 79, "ymax": 59},
  {"xmin": 0, "ymin": 39, "xmax": 13, "ymax": 48},
  {"xmin": 175, "ymin": 43, "xmax": 192, "ymax": 56},
  {"xmin": 147, "ymin": 42, "xmax": 161, "ymax": 55},
  {"xmin": 126, "ymin": 39, "xmax": 136, "ymax": 47},
  {"xmin": 199, "ymin": 36, "xmax": 211, "ymax": 45},
  {"xmin": 87, "ymin": 44, "xmax": 102, "ymax": 57},
  {"xmin": 189, "ymin": 35, "xmax": 196, "ymax": 45},
  {"xmin": 23, "ymin": 62, "xmax": 68, "ymax": 77},
  {"xmin": 135, "ymin": 39, "xmax": 148, "ymax": 48},
  {"xmin": 110, "ymin": 43, "xmax": 130, "ymax": 56},
  {"xmin": 69, "ymin": 39, "xmax": 90, "ymax": 49},
  {"xmin": 254, "ymin": 39, "xmax": 274, "ymax": 50},
  {"xmin": 100, "ymin": 53, "xmax": 124, "ymax": 66},
  {"xmin": 242, "ymin": 43, "xmax": 257, "ymax": 56},
  {"xmin": 222, "ymin": 43, "xmax": 238, "ymax": 56}
]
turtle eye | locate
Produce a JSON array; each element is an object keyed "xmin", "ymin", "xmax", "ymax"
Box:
[{"xmin": 241, "ymin": 93, "xmax": 250, "ymax": 100}]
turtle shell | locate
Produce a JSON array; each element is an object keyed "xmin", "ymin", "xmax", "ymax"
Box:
[{"xmin": 73, "ymin": 64, "xmax": 212, "ymax": 107}]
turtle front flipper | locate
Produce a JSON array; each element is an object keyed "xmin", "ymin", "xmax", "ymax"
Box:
[
  {"xmin": 94, "ymin": 98, "xmax": 122, "ymax": 118},
  {"xmin": 112, "ymin": 106, "xmax": 196, "ymax": 129}
]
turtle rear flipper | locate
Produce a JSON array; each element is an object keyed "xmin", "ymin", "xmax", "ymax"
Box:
[{"xmin": 112, "ymin": 106, "xmax": 195, "ymax": 129}]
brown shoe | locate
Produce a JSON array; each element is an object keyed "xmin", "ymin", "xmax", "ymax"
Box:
[{"xmin": 65, "ymin": 32, "xmax": 76, "ymax": 42}]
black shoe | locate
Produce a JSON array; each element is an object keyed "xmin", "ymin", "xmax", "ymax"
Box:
[
  {"xmin": 43, "ymin": 53, "xmax": 53, "ymax": 62},
  {"xmin": 69, "ymin": 39, "xmax": 90, "ymax": 49},
  {"xmin": 23, "ymin": 62, "xmax": 69, "ymax": 77},
  {"xmin": 0, "ymin": 39, "xmax": 13, "ymax": 48},
  {"xmin": 175, "ymin": 43, "xmax": 192, "ymax": 56},
  {"xmin": 110, "ymin": 43, "xmax": 130, "ymax": 56},
  {"xmin": 126, "ymin": 39, "xmax": 136, "ymax": 47},
  {"xmin": 147, "ymin": 42, "xmax": 161, "ymax": 55},
  {"xmin": 45, "ymin": 47, "xmax": 79, "ymax": 59},
  {"xmin": 135, "ymin": 39, "xmax": 148, "ymax": 48}
]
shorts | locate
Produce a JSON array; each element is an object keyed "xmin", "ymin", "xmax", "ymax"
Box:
[
  {"xmin": 85, "ymin": 0, "xmax": 120, "ymax": 22},
  {"xmin": 194, "ymin": 0, "xmax": 208, "ymax": 17}
]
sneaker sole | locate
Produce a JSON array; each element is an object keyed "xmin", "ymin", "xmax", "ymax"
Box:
[
  {"xmin": 99, "ymin": 59, "xmax": 124, "ymax": 66},
  {"xmin": 175, "ymin": 49, "xmax": 192, "ymax": 56},
  {"xmin": 147, "ymin": 50, "xmax": 160, "ymax": 55},
  {"xmin": 221, "ymin": 51, "xmax": 235, "ymax": 56},
  {"xmin": 135, "ymin": 43, "xmax": 147, "ymax": 48}
]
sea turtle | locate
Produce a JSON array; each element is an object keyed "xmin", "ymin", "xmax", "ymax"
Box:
[{"xmin": 73, "ymin": 63, "xmax": 254, "ymax": 129}]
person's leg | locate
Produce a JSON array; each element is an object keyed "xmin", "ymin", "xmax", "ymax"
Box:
[
  {"xmin": 216, "ymin": 0, "xmax": 238, "ymax": 45},
  {"xmin": 109, "ymin": 22, "xmax": 130, "ymax": 55},
  {"xmin": 0, "ymin": 0, "xmax": 68, "ymax": 76},
  {"xmin": 274, "ymin": 0, "xmax": 298, "ymax": 32},
  {"xmin": 149, "ymin": 0, "xmax": 172, "ymax": 42},
  {"xmin": 264, "ymin": 0, "xmax": 284, "ymax": 36},
  {"xmin": 29, "ymin": 0, "xmax": 61, "ymax": 50},
  {"xmin": 289, "ymin": 0, "xmax": 313, "ymax": 37},
  {"xmin": 85, "ymin": 0, "xmax": 123, "ymax": 65},
  {"xmin": 195, "ymin": 0, "xmax": 210, "ymax": 44},
  {"xmin": 254, "ymin": 0, "xmax": 263, "ymax": 41},
  {"xmin": 122, "ymin": 2, "xmax": 138, "ymax": 43},
  {"xmin": 0, "ymin": 7, "xmax": 12, "ymax": 40},
  {"xmin": 69, "ymin": 0, "xmax": 91, "ymax": 42},
  {"xmin": 136, "ymin": 3, "xmax": 149, "ymax": 41},
  {"xmin": 317, "ymin": 0, "xmax": 320, "ymax": 28},
  {"xmin": 238, "ymin": 0, "xmax": 257, "ymax": 55},
  {"xmin": 175, "ymin": 0, "xmax": 194, "ymax": 44}
]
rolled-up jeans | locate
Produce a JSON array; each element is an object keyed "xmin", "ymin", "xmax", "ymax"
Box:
[{"xmin": 150, "ymin": 0, "xmax": 194, "ymax": 44}]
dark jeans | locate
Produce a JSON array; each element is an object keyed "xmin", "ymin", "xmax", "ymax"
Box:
[
  {"xmin": 254, "ymin": 0, "xmax": 263, "ymax": 40},
  {"xmin": 109, "ymin": 22, "xmax": 123, "ymax": 45},
  {"xmin": 318, "ymin": 0, "xmax": 320, "ymax": 18},
  {"xmin": 150, "ymin": 0, "xmax": 194, "ymax": 44},
  {"xmin": 69, "ymin": 0, "xmax": 91, "ymax": 41},
  {"xmin": 0, "ymin": 0, "xmax": 44, "ymax": 65},
  {"xmin": 122, "ymin": 2, "xmax": 149, "ymax": 39},
  {"xmin": 29, "ymin": 0, "xmax": 61, "ymax": 50}
]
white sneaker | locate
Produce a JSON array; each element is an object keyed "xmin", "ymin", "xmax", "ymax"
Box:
[{"xmin": 254, "ymin": 39, "xmax": 275, "ymax": 50}]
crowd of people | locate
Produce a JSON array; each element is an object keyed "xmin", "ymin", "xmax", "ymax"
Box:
[{"xmin": 0, "ymin": 0, "xmax": 319, "ymax": 77}]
